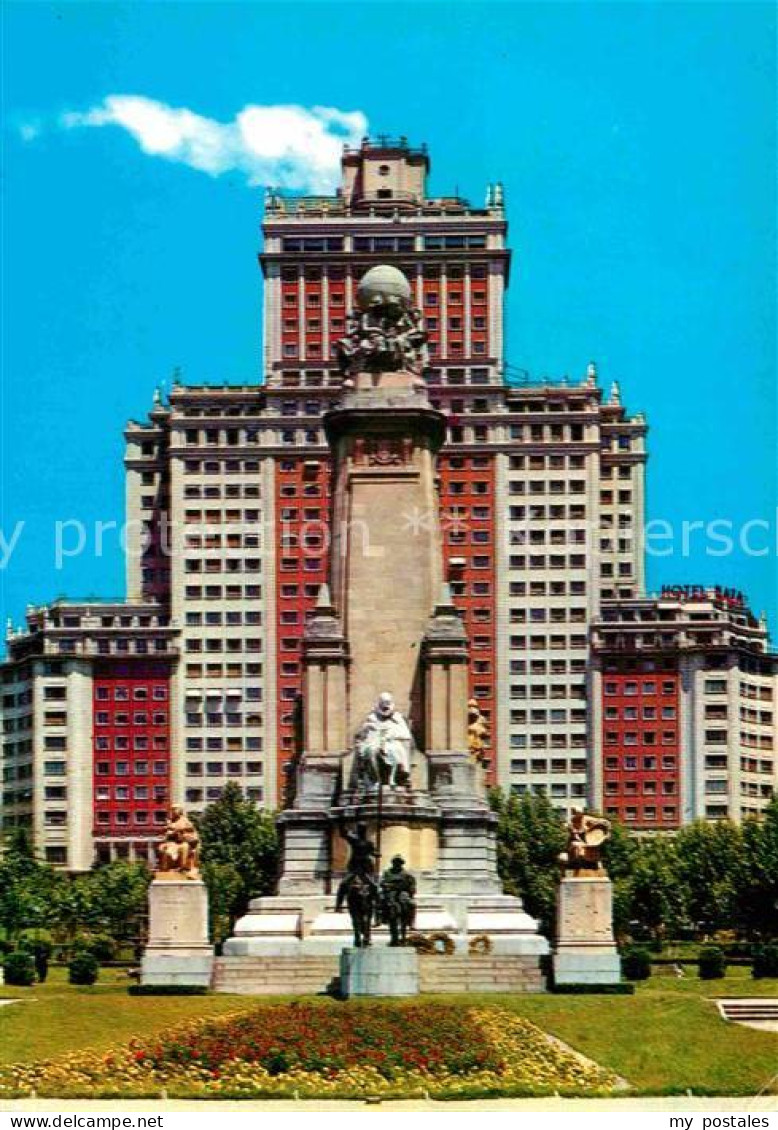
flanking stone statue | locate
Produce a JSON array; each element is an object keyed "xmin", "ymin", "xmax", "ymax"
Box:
[
  {"xmin": 558, "ymin": 808, "xmax": 611, "ymax": 875},
  {"xmin": 552, "ymin": 808, "xmax": 621, "ymax": 987},
  {"xmin": 141, "ymin": 805, "xmax": 214, "ymax": 988},
  {"xmin": 155, "ymin": 804, "xmax": 201, "ymax": 879},
  {"xmin": 380, "ymin": 855, "xmax": 417, "ymax": 947}
]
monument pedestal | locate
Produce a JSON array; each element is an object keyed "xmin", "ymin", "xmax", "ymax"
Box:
[
  {"xmin": 552, "ymin": 874, "xmax": 621, "ymax": 986},
  {"xmin": 340, "ymin": 946, "xmax": 419, "ymax": 997},
  {"xmin": 141, "ymin": 878, "xmax": 214, "ymax": 988}
]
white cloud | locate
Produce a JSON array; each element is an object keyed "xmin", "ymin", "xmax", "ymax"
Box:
[{"xmin": 60, "ymin": 96, "xmax": 369, "ymax": 192}]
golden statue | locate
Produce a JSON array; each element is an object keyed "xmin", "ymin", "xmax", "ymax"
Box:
[
  {"xmin": 559, "ymin": 808, "xmax": 611, "ymax": 875},
  {"xmin": 467, "ymin": 698, "xmax": 489, "ymax": 763},
  {"xmin": 155, "ymin": 805, "xmax": 200, "ymax": 879}
]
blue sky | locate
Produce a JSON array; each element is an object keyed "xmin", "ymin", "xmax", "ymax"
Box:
[{"xmin": 2, "ymin": 1, "xmax": 776, "ymax": 637}]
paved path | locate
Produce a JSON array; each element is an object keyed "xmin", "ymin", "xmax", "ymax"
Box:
[{"xmin": 2, "ymin": 1097, "xmax": 776, "ymax": 1112}]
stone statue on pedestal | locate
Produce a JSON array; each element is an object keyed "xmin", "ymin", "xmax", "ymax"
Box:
[
  {"xmin": 352, "ymin": 691, "xmax": 413, "ymax": 790},
  {"xmin": 559, "ymin": 808, "xmax": 611, "ymax": 875},
  {"xmin": 380, "ymin": 855, "xmax": 417, "ymax": 947},
  {"xmin": 155, "ymin": 805, "xmax": 200, "ymax": 879}
]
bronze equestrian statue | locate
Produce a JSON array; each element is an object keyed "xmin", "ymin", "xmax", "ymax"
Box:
[{"xmin": 335, "ymin": 821, "xmax": 380, "ymax": 947}]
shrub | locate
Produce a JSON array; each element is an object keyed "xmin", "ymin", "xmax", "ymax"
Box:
[
  {"xmin": 68, "ymin": 951, "xmax": 99, "ymax": 986},
  {"xmin": 73, "ymin": 932, "xmax": 116, "ymax": 962},
  {"xmin": 19, "ymin": 930, "xmax": 53, "ymax": 983},
  {"xmin": 698, "ymin": 944, "xmax": 726, "ymax": 980},
  {"xmin": 752, "ymin": 942, "xmax": 778, "ymax": 979},
  {"xmin": 3, "ymin": 951, "xmax": 36, "ymax": 986},
  {"xmin": 621, "ymin": 946, "xmax": 651, "ymax": 981}
]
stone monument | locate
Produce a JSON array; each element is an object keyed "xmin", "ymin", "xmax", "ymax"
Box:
[
  {"xmin": 219, "ymin": 266, "xmax": 548, "ymax": 993},
  {"xmin": 140, "ymin": 806, "xmax": 214, "ymax": 988},
  {"xmin": 552, "ymin": 809, "xmax": 622, "ymax": 986}
]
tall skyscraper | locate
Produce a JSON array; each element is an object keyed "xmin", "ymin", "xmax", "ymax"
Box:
[{"xmin": 2, "ymin": 137, "xmax": 774, "ymax": 867}]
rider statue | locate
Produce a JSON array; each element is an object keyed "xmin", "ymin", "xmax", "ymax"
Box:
[
  {"xmin": 335, "ymin": 821, "xmax": 380, "ymax": 914},
  {"xmin": 352, "ymin": 691, "xmax": 413, "ymax": 791},
  {"xmin": 380, "ymin": 855, "xmax": 417, "ymax": 947}
]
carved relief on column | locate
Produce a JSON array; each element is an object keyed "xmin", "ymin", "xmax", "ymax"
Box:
[{"xmin": 351, "ymin": 436, "xmax": 414, "ymax": 467}]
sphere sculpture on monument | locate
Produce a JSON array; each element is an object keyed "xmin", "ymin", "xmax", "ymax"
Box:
[{"xmin": 336, "ymin": 265, "xmax": 429, "ymax": 376}]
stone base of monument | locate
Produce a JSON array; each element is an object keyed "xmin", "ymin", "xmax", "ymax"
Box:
[
  {"xmin": 339, "ymin": 946, "xmax": 419, "ymax": 998},
  {"xmin": 215, "ymin": 891, "xmax": 548, "ymax": 993},
  {"xmin": 140, "ymin": 877, "xmax": 214, "ymax": 988},
  {"xmin": 552, "ymin": 874, "xmax": 622, "ymax": 986},
  {"xmin": 223, "ymin": 892, "xmax": 548, "ymax": 959}
]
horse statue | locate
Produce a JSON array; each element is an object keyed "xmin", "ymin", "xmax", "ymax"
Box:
[
  {"xmin": 379, "ymin": 855, "xmax": 417, "ymax": 947},
  {"xmin": 346, "ymin": 872, "xmax": 378, "ymax": 948}
]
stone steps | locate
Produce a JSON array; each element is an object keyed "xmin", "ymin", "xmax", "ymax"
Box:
[
  {"xmin": 212, "ymin": 953, "xmax": 545, "ymax": 995},
  {"xmin": 213, "ymin": 956, "xmax": 340, "ymax": 995},
  {"xmin": 717, "ymin": 999, "xmax": 778, "ymax": 1022}
]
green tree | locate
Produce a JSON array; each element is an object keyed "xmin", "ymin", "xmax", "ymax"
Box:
[
  {"xmin": 626, "ymin": 835, "xmax": 688, "ymax": 945},
  {"xmin": 489, "ymin": 788, "xmax": 566, "ymax": 935},
  {"xmin": 86, "ymin": 862, "xmax": 151, "ymax": 946},
  {"xmin": 738, "ymin": 799, "xmax": 778, "ymax": 939},
  {"xmin": 675, "ymin": 819, "xmax": 744, "ymax": 936},
  {"xmin": 197, "ymin": 782, "xmax": 280, "ymax": 924},
  {"xmin": 202, "ymin": 861, "xmax": 244, "ymax": 950},
  {"xmin": 0, "ymin": 833, "xmax": 63, "ymax": 943}
]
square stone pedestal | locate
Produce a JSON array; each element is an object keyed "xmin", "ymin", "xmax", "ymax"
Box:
[
  {"xmin": 552, "ymin": 874, "xmax": 621, "ymax": 986},
  {"xmin": 339, "ymin": 946, "xmax": 419, "ymax": 998},
  {"xmin": 141, "ymin": 878, "xmax": 214, "ymax": 988}
]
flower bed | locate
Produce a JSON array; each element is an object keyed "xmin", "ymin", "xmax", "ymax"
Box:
[{"xmin": 0, "ymin": 1001, "xmax": 621, "ymax": 1100}]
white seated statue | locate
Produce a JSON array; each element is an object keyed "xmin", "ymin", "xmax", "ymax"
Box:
[{"xmin": 353, "ymin": 691, "xmax": 413, "ymax": 790}]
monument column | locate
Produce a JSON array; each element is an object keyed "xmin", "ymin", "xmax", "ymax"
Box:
[{"xmin": 325, "ymin": 371, "xmax": 446, "ymax": 735}]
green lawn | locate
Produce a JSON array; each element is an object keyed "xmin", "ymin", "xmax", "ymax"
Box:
[{"xmin": 1, "ymin": 966, "xmax": 776, "ymax": 1097}]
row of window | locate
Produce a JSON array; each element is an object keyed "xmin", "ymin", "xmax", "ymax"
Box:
[
  {"xmin": 185, "ymin": 640, "xmax": 263, "ymax": 654},
  {"xmin": 605, "ymin": 781, "xmax": 676, "ymax": 795},
  {"xmin": 511, "ymin": 783, "xmax": 587, "ymax": 797},
  {"xmin": 510, "ymin": 710, "xmax": 587, "ymax": 724},
  {"xmin": 184, "ymin": 560, "xmax": 262, "ymax": 574},
  {"xmin": 509, "ymin": 659, "xmax": 587, "ymax": 674},
  {"xmin": 509, "ymin": 734, "xmax": 588, "ymax": 749},
  {"xmin": 95, "ymin": 686, "xmax": 167, "ymax": 702},
  {"xmin": 185, "ymin": 761, "xmax": 263, "ymax": 775},
  {"xmin": 510, "ymin": 758, "xmax": 588, "ymax": 773},
  {"xmin": 95, "ymin": 811, "xmax": 167, "ymax": 826},
  {"xmin": 605, "ymin": 706, "xmax": 677, "ymax": 720},
  {"xmin": 95, "ymin": 760, "xmax": 167, "ymax": 776},
  {"xmin": 184, "ymin": 585, "xmax": 262, "ymax": 600},
  {"xmin": 604, "ymin": 680, "xmax": 676, "ymax": 697},
  {"xmin": 95, "ymin": 712, "xmax": 168, "ymax": 726},
  {"xmin": 185, "ymin": 663, "xmax": 263, "ymax": 678},
  {"xmin": 509, "ymin": 634, "xmax": 588, "ymax": 649},
  {"xmin": 185, "ymin": 612, "xmax": 262, "ymax": 626},
  {"xmin": 182, "ymin": 484, "xmax": 261, "ymax": 499},
  {"xmin": 605, "ymin": 806, "xmax": 677, "ymax": 823},
  {"xmin": 94, "ymin": 737, "xmax": 168, "ymax": 751},
  {"xmin": 95, "ymin": 785, "xmax": 167, "ymax": 801},
  {"xmin": 185, "ymin": 739, "xmax": 262, "ymax": 752},
  {"xmin": 604, "ymin": 755, "xmax": 677, "ymax": 770},
  {"xmin": 185, "ymin": 787, "xmax": 263, "ymax": 803}
]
